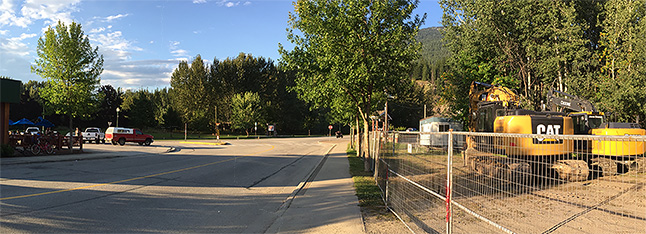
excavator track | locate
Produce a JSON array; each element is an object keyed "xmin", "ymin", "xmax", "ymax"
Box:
[
  {"xmin": 465, "ymin": 147, "xmax": 591, "ymax": 182},
  {"xmin": 551, "ymin": 160, "xmax": 589, "ymax": 182},
  {"xmin": 464, "ymin": 148, "xmax": 531, "ymax": 182}
]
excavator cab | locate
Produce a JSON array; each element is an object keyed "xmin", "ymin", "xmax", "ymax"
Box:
[{"xmin": 569, "ymin": 112, "xmax": 604, "ymax": 134}]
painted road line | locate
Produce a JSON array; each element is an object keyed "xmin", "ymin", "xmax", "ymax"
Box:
[
  {"xmin": 0, "ymin": 144, "xmax": 275, "ymax": 201},
  {"xmin": 180, "ymin": 141, "xmax": 229, "ymax": 146}
]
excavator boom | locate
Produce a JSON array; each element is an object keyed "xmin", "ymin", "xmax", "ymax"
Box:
[{"xmin": 547, "ymin": 90, "xmax": 598, "ymax": 113}]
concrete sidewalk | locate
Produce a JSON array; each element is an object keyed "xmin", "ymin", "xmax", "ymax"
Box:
[{"xmin": 266, "ymin": 139, "xmax": 364, "ymax": 233}]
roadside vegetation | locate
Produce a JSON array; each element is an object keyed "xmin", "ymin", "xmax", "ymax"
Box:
[
  {"xmin": 347, "ymin": 145, "xmax": 386, "ymax": 208},
  {"xmin": 6, "ymin": 0, "xmax": 646, "ymax": 161}
]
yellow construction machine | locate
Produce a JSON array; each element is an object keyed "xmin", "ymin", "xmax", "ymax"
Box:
[
  {"xmin": 466, "ymin": 82, "xmax": 646, "ymax": 182},
  {"xmin": 466, "ymin": 82, "xmax": 588, "ymax": 182},
  {"xmin": 545, "ymin": 89, "xmax": 646, "ymax": 176}
]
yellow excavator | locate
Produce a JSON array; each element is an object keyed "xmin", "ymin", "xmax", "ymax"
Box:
[
  {"xmin": 466, "ymin": 82, "xmax": 645, "ymax": 182},
  {"xmin": 466, "ymin": 82, "xmax": 586, "ymax": 182},
  {"xmin": 545, "ymin": 89, "xmax": 646, "ymax": 176}
]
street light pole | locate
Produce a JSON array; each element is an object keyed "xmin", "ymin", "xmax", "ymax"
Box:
[{"xmin": 116, "ymin": 107, "xmax": 120, "ymax": 128}]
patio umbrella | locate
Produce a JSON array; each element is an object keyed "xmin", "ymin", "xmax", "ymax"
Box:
[
  {"xmin": 10, "ymin": 118, "xmax": 35, "ymax": 126},
  {"xmin": 35, "ymin": 116, "xmax": 55, "ymax": 128}
]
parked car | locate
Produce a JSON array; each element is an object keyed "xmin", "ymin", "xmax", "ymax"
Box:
[
  {"xmin": 105, "ymin": 127, "xmax": 154, "ymax": 146},
  {"xmin": 82, "ymin": 127, "xmax": 105, "ymax": 144}
]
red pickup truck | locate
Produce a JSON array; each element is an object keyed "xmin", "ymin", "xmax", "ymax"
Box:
[{"xmin": 105, "ymin": 127, "xmax": 154, "ymax": 146}]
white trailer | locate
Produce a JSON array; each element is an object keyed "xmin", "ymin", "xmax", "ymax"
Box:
[{"xmin": 419, "ymin": 117, "xmax": 464, "ymax": 148}]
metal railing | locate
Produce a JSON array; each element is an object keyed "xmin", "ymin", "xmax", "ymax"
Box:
[{"xmin": 373, "ymin": 131, "xmax": 646, "ymax": 234}]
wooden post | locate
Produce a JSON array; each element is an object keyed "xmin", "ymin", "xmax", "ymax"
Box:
[{"xmin": 0, "ymin": 103, "xmax": 9, "ymax": 145}]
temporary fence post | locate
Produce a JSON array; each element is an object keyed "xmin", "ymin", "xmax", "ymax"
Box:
[
  {"xmin": 446, "ymin": 129, "xmax": 454, "ymax": 234},
  {"xmin": 374, "ymin": 131, "xmax": 381, "ymax": 181}
]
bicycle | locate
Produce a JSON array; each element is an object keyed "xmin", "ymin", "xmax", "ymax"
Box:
[{"xmin": 29, "ymin": 137, "xmax": 56, "ymax": 155}]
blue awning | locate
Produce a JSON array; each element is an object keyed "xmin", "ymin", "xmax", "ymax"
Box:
[
  {"xmin": 10, "ymin": 118, "xmax": 35, "ymax": 126},
  {"xmin": 35, "ymin": 116, "xmax": 55, "ymax": 128}
]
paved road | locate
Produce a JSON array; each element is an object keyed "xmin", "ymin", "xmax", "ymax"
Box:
[{"xmin": 0, "ymin": 137, "xmax": 349, "ymax": 233}]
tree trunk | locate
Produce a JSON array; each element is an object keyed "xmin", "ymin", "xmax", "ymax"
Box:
[
  {"xmin": 350, "ymin": 126, "xmax": 354, "ymax": 148},
  {"xmin": 355, "ymin": 116, "xmax": 361, "ymax": 155},
  {"xmin": 361, "ymin": 112, "xmax": 370, "ymax": 172}
]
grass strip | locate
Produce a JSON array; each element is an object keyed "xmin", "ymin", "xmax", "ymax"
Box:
[{"xmin": 347, "ymin": 145, "xmax": 384, "ymax": 208}]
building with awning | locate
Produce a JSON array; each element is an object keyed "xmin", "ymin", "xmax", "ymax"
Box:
[{"xmin": 1, "ymin": 78, "xmax": 21, "ymax": 145}]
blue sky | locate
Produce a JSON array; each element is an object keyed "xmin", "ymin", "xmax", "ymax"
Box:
[{"xmin": 0, "ymin": 0, "xmax": 443, "ymax": 90}]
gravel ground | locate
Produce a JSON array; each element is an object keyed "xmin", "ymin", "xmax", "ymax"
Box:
[{"xmin": 362, "ymin": 207, "xmax": 412, "ymax": 234}]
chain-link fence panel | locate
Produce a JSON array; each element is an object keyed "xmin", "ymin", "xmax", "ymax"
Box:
[{"xmin": 375, "ymin": 131, "xmax": 646, "ymax": 234}]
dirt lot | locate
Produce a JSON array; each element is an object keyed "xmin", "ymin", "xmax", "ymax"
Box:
[{"xmin": 362, "ymin": 206, "xmax": 413, "ymax": 234}]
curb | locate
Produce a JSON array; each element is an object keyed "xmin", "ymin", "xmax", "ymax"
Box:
[{"xmin": 1, "ymin": 146, "xmax": 175, "ymax": 165}]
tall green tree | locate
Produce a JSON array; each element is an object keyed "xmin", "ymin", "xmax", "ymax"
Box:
[
  {"xmin": 281, "ymin": 0, "xmax": 425, "ymax": 167},
  {"xmin": 170, "ymin": 55, "xmax": 216, "ymax": 131},
  {"xmin": 97, "ymin": 84, "xmax": 123, "ymax": 128},
  {"xmin": 229, "ymin": 92, "xmax": 266, "ymax": 136},
  {"xmin": 596, "ymin": 0, "xmax": 646, "ymax": 122},
  {"xmin": 440, "ymin": 0, "xmax": 597, "ymax": 124},
  {"xmin": 212, "ymin": 53, "xmax": 275, "ymax": 125},
  {"xmin": 122, "ymin": 90, "xmax": 157, "ymax": 128},
  {"xmin": 31, "ymin": 21, "xmax": 103, "ymax": 150}
]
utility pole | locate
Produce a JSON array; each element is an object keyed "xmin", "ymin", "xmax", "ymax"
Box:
[{"xmin": 215, "ymin": 106, "xmax": 219, "ymax": 140}]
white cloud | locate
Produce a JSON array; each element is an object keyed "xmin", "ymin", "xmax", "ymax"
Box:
[
  {"xmin": 217, "ymin": 1, "xmax": 242, "ymax": 8},
  {"xmin": 0, "ymin": 1, "xmax": 174, "ymax": 89},
  {"xmin": 0, "ymin": 0, "xmax": 29, "ymax": 27},
  {"xmin": 171, "ymin": 49, "xmax": 189, "ymax": 57},
  {"xmin": 89, "ymin": 27, "xmax": 105, "ymax": 33},
  {"xmin": 21, "ymin": 0, "xmax": 81, "ymax": 26},
  {"xmin": 0, "ymin": 32, "xmax": 40, "ymax": 82},
  {"xmin": 0, "ymin": 0, "xmax": 80, "ymax": 28},
  {"xmin": 0, "ymin": 32, "xmax": 37, "ymax": 57},
  {"xmin": 168, "ymin": 40, "xmax": 190, "ymax": 58},
  {"xmin": 193, "ymin": 0, "xmax": 207, "ymax": 3},
  {"xmin": 89, "ymin": 30, "xmax": 142, "ymax": 61},
  {"xmin": 100, "ymin": 59, "xmax": 180, "ymax": 90},
  {"xmin": 244, "ymin": 1, "xmax": 252, "ymax": 6},
  {"xmin": 105, "ymin": 13, "xmax": 128, "ymax": 22},
  {"xmin": 0, "ymin": 0, "xmax": 13, "ymax": 12}
]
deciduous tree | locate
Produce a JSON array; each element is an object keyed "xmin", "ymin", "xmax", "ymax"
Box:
[
  {"xmin": 230, "ymin": 92, "xmax": 266, "ymax": 136},
  {"xmin": 170, "ymin": 55, "xmax": 216, "ymax": 131},
  {"xmin": 281, "ymin": 0, "xmax": 425, "ymax": 170},
  {"xmin": 31, "ymin": 21, "xmax": 103, "ymax": 151}
]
